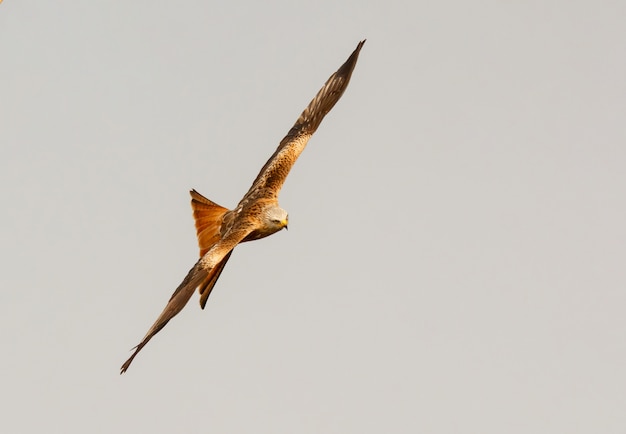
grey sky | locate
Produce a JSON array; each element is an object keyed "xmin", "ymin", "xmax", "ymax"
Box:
[{"xmin": 2, "ymin": 1, "xmax": 625, "ymax": 433}]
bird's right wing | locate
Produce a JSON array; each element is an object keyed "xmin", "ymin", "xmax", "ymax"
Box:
[{"xmin": 241, "ymin": 40, "xmax": 365, "ymax": 203}]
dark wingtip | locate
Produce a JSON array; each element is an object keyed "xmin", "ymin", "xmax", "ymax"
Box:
[
  {"xmin": 120, "ymin": 341, "xmax": 146, "ymax": 374},
  {"xmin": 337, "ymin": 40, "xmax": 366, "ymax": 77},
  {"xmin": 120, "ymin": 352, "xmax": 136, "ymax": 374}
]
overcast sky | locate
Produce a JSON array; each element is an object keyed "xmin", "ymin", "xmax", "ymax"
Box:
[{"xmin": 2, "ymin": 1, "xmax": 625, "ymax": 433}]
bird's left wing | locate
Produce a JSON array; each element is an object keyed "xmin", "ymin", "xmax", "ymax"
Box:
[
  {"xmin": 241, "ymin": 40, "xmax": 365, "ymax": 202},
  {"xmin": 120, "ymin": 227, "xmax": 252, "ymax": 374}
]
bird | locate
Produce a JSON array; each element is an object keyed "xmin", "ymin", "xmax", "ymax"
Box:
[{"xmin": 120, "ymin": 40, "xmax": 365, "ymax": 373}]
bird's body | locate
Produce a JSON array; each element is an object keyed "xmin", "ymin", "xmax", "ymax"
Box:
[{"xmin": 121, "ymin": 40, "xmax": 365, "ymax": 373}]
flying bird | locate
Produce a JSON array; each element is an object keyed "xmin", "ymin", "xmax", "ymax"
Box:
[{"xmin": 121, "ymin": 40, "xmax": 365, "ymax": 373}]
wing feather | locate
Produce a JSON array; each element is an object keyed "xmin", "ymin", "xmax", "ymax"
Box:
[{"xmin": 243, "ymin": 40, "xmax": 365, "ymax": 201}]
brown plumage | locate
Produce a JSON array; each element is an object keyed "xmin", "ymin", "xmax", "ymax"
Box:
[{"xmin": 121, "ymin": 40, "xmax": 365, "ymax": 374}]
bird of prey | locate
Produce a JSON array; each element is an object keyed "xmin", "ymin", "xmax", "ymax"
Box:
[{"xmin": 121, "ymin": 40, "xmax": 365, "ymax": 373}]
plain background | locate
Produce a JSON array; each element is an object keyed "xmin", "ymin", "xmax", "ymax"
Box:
[{"xmin": 2, "ymin": 1, "xmax": 625, "ymax": 432}]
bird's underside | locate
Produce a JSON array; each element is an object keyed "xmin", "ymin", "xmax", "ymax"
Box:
[{"xmin": 120, "ymin": 40, "xmax": 365, "ymax": 373}]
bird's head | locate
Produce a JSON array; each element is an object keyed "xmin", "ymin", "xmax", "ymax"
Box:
[{"xmin": 264, "ymin": 206, "xmax": 289, "ymax": 232}]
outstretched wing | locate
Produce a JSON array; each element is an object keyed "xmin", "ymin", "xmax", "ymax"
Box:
[
  {"xmin": 120, "ymin": 259, "xmax": 208, "ymax": 374},
  {"xmin": 242, "ymin": 40, "xmax": 365, "ymax": 202},
  {"xmin": 120, "ymin": 228, "xmax": 251, "ymax": 374}
]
